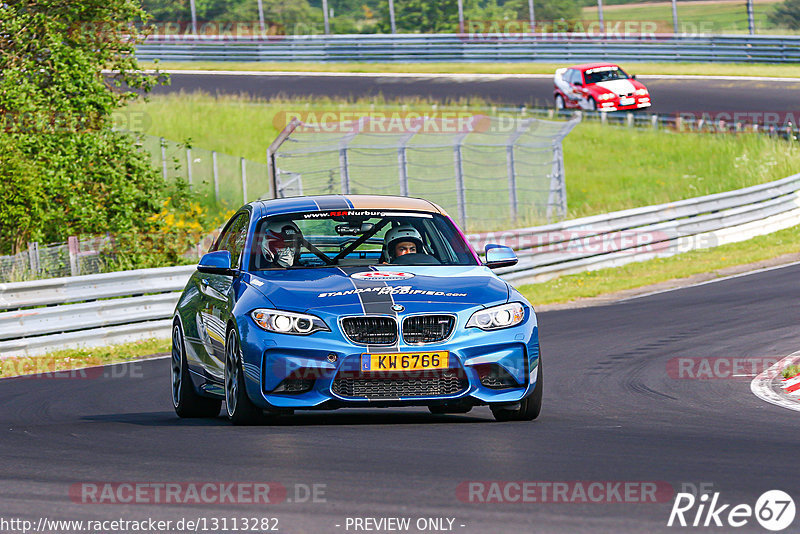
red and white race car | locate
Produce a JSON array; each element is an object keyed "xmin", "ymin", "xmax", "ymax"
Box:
[{"xmin": 554, "ymin": 63, "xmax": 651, "ymax": 112}]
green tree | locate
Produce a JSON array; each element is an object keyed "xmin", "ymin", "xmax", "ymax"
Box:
[
  {"xmin": 769, "ymin": 0, "xmax": 800, "ymax": 30},
  {"xmin": 141, "ymin": 0, "xmax": 321, "ymax": 32},
  {"xmin": 0, "ymin": 0, "xmax": 190, "ymax": 260},
  {"xmin": 377, "ymin": 0, "xmax": 482, "ymax": 33},
  {"xmin": 502, "ymin": 0, "xmax": 581, "ymax": 23}
]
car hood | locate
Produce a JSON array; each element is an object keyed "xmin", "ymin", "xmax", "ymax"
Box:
[
  {"xmin": 595, "ymin": 79, "xmax": 637, "ymax": 95},
  {"xmin": 247, "ymin": 265, "xmax": 509, "ymax": 314}
]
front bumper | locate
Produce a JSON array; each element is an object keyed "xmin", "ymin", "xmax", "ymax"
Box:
[
  {"xmin": 236, "ymin": 310, "xmax": 540, "ymax": 410},
  {"xmin": 598, "ymin": 98, "xmax": 652, "ymax": 112}
]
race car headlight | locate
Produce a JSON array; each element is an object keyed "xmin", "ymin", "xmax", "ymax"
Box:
[
  {"xmin": 250, "ymin": 309, "xmax": 329, "ymax": 335},
  {"xmin": 635, "ymin": 88, "xmax": 648, "ymax": 96},
  {"xmin": 598, "ymin": 93, "xmax": 617, "ymax": 101},
  {"xmin": 466, "ymin": 303, "xmax": 525, "ymax": 331}
]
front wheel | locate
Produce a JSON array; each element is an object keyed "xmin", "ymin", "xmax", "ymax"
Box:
[
  {"xmin": 225, "ymin": 328, "xmax": 268, "ymax": 425},
  {"xmin": 555, "ymin": 94, "xmax": 565, "ymax": 110},
  {"xmin": 491, "ymin": 359, "xmax": 542, "ymax": 422},
  {"xmin": 172, "ymin": 322, "xmax": 221, "ymax": 418},
  {"xmin": 587, "ymin": 98, "xmax": 597, "ymax": 112}
]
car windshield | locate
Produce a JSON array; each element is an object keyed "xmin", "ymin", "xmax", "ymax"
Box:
[
  {"xmin": 249, "ymin": 211, "xmax": 479, "ymax": 270},
  {"xmin": 584, "ymin": 66, "xmax": 629, "ymax": 85}
]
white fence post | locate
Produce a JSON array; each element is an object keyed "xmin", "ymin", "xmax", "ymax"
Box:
[
  {"xmin": 27, "ymin": 242, "xmax": 40, "ymax": 276},
  {"xmin": 160, "ymin": 137, "xmax": 167, "ymax": 180},
  {"xmin": 186, "ymin": 148, "xmax": 193, "ymax": 187},
  {"xmin": 67, "ymin": 236, "xmax": 80, "ymax": 276},
  {"xmin": 212, "ymin": 151, "xmax": 220, "ymax": 202},
  {"xmin": 241, "ymin": 157, "xmax": 248, "ymax": 203}
]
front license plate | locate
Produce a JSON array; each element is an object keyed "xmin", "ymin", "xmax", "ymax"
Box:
[
  {"xmin": 362, "ymin": 352, "xmax": 449, "ymax": 372},
  {"xmin": 620, "ymin": 97, "xmax": 634, "ymax": 105}
]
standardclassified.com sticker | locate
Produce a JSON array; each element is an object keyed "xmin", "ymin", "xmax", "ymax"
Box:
[{"xmin": 667, "ymin": 490, "xmax": 796, "ymax": 530}]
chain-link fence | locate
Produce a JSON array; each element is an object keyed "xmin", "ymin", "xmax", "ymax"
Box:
[
  {"xmin": 136, "ymin": 134, "xmax": 272, "ymax": 211},
  {"xmin": 268, "ymin": 114, "xmax": 579, "ymax": 232},
  {"xmin": 0, "ymin": 237, "xmax": 107, "ymax": 283}
]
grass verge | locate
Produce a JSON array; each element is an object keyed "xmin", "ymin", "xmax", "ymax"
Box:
[
  {"xmin": 783, "ymin": 364, "xmax": 800, "ymax": 379},
  {"xmin": 140, "ymin": 61, "xmax": 800, "ymax": 79},
  {"xmin": 518, "ymin": 224, "xmax": 800, "ymax": 306},
  {"xmin": 0, "ymin": 338, "xmax": 170, "ymax": 379}
]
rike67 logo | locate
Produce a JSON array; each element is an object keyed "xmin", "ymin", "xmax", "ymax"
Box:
[{"xmin": 667, "ymin": 490, "xmax": 795, "ymax": 531}]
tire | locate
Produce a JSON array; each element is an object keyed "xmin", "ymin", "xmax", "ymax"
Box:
[
  {"xmin": 225, "ymin": 328, "xmax": 267, "ymax": 425},
  {"xmin": 172, "ymin": 322, "xmax": 222, "ymax": 418},
  {"xmin": 491, "ymin": 359, "xmax": 542, "ymax": 422},
  {"xmin": 555, "ymin": 94, "xmax": 565, "ymax": 110},
  {"xmin": 587, "ymin": 98, "xmax": 597, "ymax": 112}
]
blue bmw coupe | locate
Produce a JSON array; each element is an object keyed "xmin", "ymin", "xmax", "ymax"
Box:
[{"xmin": 171, "ymin": 195, "xmax": 542, "ymax": 424}]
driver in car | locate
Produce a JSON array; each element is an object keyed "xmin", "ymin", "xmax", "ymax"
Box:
[
  {"xmin": 261, "ymin": 220, "xmax": 303, "ymax": 268},
  {"xmin": 384, "ymin": 224, "xmax": 425, "ymax": 263}
]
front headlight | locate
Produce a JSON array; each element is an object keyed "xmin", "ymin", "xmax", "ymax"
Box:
[
  {"xmin": 635, "ymin": 88, "xmax": 648, "ymax": 96},
  {"xmin": 250, "ymin": 309, "xmax": 330, "ymax": 335},
  {"xmin": 599, "ymin": 93, "xmax": 617, "ymax": 101},
  {"xmin": 466, "ymin": 303, "xmax": 525, "ymax": 331}
]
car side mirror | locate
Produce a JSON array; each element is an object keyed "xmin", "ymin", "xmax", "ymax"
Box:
[
  {"xmin": 484, "ymin": 244, "xmax": 518, "ymax": 269},
  {"xmin": 198, "ymin": 250, "xmax": 236, "ymax": 275},
  {"xmin": 574, "ymin": 81, "xmax": 583, "ymax": 86},
  {"xmin": 631, "ymin": 74, "xmax": 636, "ymax": 79}
]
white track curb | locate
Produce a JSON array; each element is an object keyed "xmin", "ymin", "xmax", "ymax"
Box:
[{"xmin": 751, "ymin": 350, "xmax": 800, "ymax": 413}]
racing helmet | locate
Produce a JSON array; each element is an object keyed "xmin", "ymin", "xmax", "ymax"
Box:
[
  {"xmin": 261, "ymin": 220, "xmax": 302, "ymax": 268},
  {"xmin": 384, "ymin": 224, "xmax": 423, "ymax": 260}
]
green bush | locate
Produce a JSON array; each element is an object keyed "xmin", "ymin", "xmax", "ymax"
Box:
[{"xmin": 0, "ymin": 0, "xmax": 209, "ymax": 267}]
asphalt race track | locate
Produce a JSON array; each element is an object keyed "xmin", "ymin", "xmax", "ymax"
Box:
[
  {"xmin": 152, "ymin": 72, "xmax": 800, "ymax": 115},
  {"xmin": 2, "ymin": 263, "xmax": 799, "ymax": 533}
]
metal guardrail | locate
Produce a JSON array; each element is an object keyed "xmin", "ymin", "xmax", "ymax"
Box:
[
  {"xmin": 0, "ymin": 266, "xmax": 196, "ymax": 357},
  {"xmin": 136, "ymin": 34, "xmax": 800, "ymax": 63},
  {"xmin": 467, "ymin": 173, "xmax": 800, "ymax": 284},
  {"xmin": 2, "ymin": 173, "xmax": 800, "ymax": 357}
]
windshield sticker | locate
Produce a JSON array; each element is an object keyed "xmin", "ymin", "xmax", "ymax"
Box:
[
  {"xmin": 318, "ymin": 286, "xmax": 467, "ymax": 298},
  {"xmin": 586, "ymin": 67, "xmax": 616, "ymax": 74},
  {"xmin": 351, "ymin": 271, "xmax": 414, "ymax": 281},
  {"xmin": 301, "ymin": 210, "xmax": 432, "ymax": 219}
]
